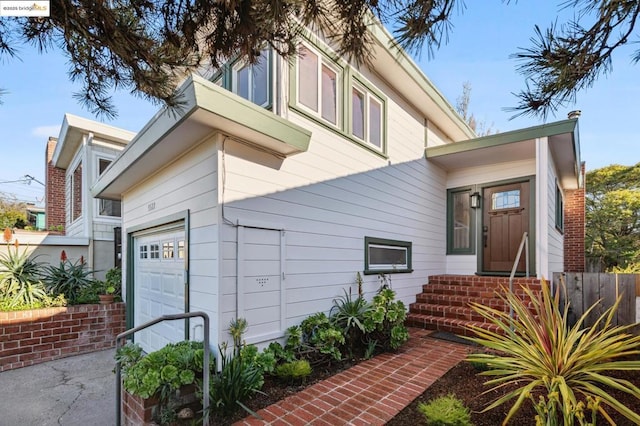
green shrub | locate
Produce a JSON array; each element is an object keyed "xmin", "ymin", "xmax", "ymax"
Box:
[
  {"xmin": 363, "ymin": 286, "xmax": 409, "ymax": 351},
  {"xmin": 0, "ymin": 293, "xmax": 66, "ymax": 311},
  {"xmin": 119, "ymin": 340, "xmax": 205, "ymax": 400},
  {"xmin": 330, "ymin": 289, "xmax": 370, "ymax": 357},
  {"xmin": 74, "ymin": 280, "xmax": 102, "ymax": 304},
  {"xmin": 42, "ymin": 257, "xmax": 94, "ymax": 304},
  {"xmin": 209, "ymin": 318, "xmax": 266, "ymax": 417},
  {"xmin": 418, "ymin": 394, "xmax": 473, "ymax": 426},
  {"xmin": 299, "ymin": 312, "xmax": 344, "ymax": 362},
  {"xmin": 104, "ymin": 267, "xmax": 122, "ymax": 296},
  {"xmin": 0, "ymin": 243, "xmax": 48, "ymax": 308},
  {"xmin": 465, "ymin": 280, "xmax": 640, "ymax": 425},
  {"xmin": 274, "ymin": 359, "xmax": 312, "ymax": 382}
]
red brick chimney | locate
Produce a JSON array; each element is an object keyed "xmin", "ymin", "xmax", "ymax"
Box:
[
  {"xmin": 45, "ymin": 137, "xmax": 66, "ymax": 233},
  {"xmin": 563, "ymin": 162, "xmax": 586, "ymax": 272}
]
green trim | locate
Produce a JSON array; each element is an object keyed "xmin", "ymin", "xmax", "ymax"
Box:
[
  {"xmin": 446, "ymin": 186, "xmax": 476, "ymax": 255},
  {"xmin": 476, "ymin": 177, "xmax": 537, "ymax": 275},
  {"xmin": 427, "ymin": 119, "xmax": 578, "ymax": 158},
  {"xmin": 227, "ymin": 49, "xmax": 274, "ymax": 111},
  {"xmin": 288, "ymin": 37, "xmax": 389, "ymax": 159},
  {"xmin": 555, "ymin": 181, "xmax": 564, "ymax": 234},
  {"xmin": 125, "ymin": 210, "xmax": 190, "ymax": 341},
  {"xmin": 364, "ymin": 236, "xmax": 413, "ymax": 275},
  {"xmin": 94, "ymin": 75, "xmax": 312, "ymax": 199},
  {"xmin": 365, "ymin": 20, "xmax": 475, "ymax": 140},
  {"xmin": 349, "ymin": 75, "xmax": 387, "ymax": 153}
]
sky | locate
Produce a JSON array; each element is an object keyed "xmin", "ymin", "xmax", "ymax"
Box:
[{"xmin": 1, "ymin": 2, "xmax": 639, "ymax": 207}]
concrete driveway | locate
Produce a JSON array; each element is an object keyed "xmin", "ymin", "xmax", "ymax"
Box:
[{"xmin": 0, "ymin": 349, "xmax": 116, "ymax": 426}]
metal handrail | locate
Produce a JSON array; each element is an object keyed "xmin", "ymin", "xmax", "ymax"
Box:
[
  {"xmin": 509, "ymin": 232, "xmax": 529, "ymax": 320},
  {"xmin": 115, "ymin": 311, "xmax": 210, "ymax": 426}
]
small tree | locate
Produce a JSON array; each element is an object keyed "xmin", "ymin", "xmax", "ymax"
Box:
[
  {"xmin": 0, "ymin": 194, "xmax": 27, "ymax": 229},
  {"xmin": 585, "ymin": 163, "xmax": 640, "ymax": 271}
]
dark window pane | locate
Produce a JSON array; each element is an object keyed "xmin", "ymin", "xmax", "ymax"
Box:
[{"xmin": 369, "ymin": 245, "xmax": 407, "ymax": 267}]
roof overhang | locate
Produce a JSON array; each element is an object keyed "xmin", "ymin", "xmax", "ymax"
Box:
[
  {"xmin": 367, "ymin": 22, "xmax": 476, "ymax": 142},
  {"xmin": 426, "ymin": 119, "xmax": 582, "ymax": 189},
  {"xmin": 92, "ymin": 74, "xmax": 312, "ymax": 200},
  {"xmin": 53, "ymin": 114, "xmax": 135, "ymax": 169}
]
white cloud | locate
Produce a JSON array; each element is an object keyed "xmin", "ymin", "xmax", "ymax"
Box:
[{"xmin": 31, "ymin": 125, "xmax": 61, "ymax": 139}]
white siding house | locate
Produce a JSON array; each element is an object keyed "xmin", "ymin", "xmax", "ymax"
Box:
[
  {"xmin": 48, "ymin": 114, "xmax": 134, "ymax": 279},
  {"xmin": 92, "ymin": 24, "xmax": 583, "ymax": 353}
]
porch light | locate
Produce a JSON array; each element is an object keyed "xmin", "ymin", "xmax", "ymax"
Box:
[{"xmin": 470, "ymin": 192, "xmax": 481, "ymax": 209}]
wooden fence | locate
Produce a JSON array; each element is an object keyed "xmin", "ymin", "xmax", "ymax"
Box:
[{"xmin": 552, "ymin": 273, "xmax": 639, "ymax": 329}]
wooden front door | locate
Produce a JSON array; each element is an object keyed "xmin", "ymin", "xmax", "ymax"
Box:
[{"xmin": 482, "ymin": 182, "xmax": 529, "ymax": 273}]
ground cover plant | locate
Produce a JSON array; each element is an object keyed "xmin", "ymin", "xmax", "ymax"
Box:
[{"xmin": 116, "ymin": 276, "xmax": 410, "ymax": 425}]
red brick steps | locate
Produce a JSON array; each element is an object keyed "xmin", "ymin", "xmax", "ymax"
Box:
[{"xmin": 406, "ymin": 274, "xmax": 542, "ymax": 337}]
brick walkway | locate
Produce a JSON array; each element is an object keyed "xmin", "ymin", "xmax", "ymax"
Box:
[{"xmin": 233, "ymin": 328, "xmax": 469, "ymax": 426}]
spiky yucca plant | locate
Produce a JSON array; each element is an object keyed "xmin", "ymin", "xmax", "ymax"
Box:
[
  {"xmin": 0, "ymin": 242, "xmax": 47, "ymax": 307},
  {"xmin": 465, "ymin": 280, "xmax": 640, "ymax": 426}
]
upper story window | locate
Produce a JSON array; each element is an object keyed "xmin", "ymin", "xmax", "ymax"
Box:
[
  {"xmin": 351, "ymin": 84, "xmax": 383, "ymax": 150},
  {"xmin": 297, "ymin": 44, "xmax": 339, "ymax": 125},
  {"xmin": 71, "ymin": 163, "xmax": 82, "ymax": 222},
  {"xmin": 97, "ymin": 158, "xmax": 121, "ymax": 217},
  {"xmin": 232, "ymin": 50, "xmax": 270, "ymax": 108}
]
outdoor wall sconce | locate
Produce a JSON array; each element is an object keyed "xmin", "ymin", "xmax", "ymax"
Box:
[{"xmin": 470, "ymin": 192, "xmax": 481, "ymax": 209}]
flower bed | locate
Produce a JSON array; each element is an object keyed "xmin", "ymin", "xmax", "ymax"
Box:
[{"xmin": 0, "ymin": 302, "xmax": 125, "ymax": 372}]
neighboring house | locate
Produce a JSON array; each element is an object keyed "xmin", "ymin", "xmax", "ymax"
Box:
[
  {"xmin": 92, "ymin": 24, "xmax": 584, "ymax": 353},
  {"xmin": 45, "ymin": 114, "xmax": 135, "ymax": 279}
]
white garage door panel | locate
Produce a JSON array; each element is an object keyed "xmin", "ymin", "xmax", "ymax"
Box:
[{"xmin": 134, "ymin": 227, "xmax": 186, "ymax": 354}]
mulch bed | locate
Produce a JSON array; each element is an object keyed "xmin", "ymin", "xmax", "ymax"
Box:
[{"xmin": 387, "ymin": 359, "xmax": 640, "ymax": 426}]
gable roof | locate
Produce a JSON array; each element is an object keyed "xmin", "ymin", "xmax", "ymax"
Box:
[{"xmin": 53, "ymin": 114, "xmax": 136, "ymax": 169}]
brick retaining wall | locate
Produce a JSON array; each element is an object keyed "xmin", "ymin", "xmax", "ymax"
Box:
[{"xmin": 0, "ymin": 303, "xmax": 125, "ymax": 372}]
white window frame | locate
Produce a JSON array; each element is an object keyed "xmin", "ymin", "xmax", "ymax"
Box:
[
  {"xmin": 95, "ymin": 156, "xmax": 122, "ymax": 219},
  {"xmin": 231, "ymin": 49, "xmax": 271, "ymax": 108},
  {"xmin": 296, "ymin": 43, "xmax": 341, "ymax": 127},
  {"xmin": 351, "ymin": 83, "xmax": 383, "ymax": 151}
]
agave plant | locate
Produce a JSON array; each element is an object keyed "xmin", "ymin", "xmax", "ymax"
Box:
[
  {"xmin": 465, "ymin": 280, "xmax": 640, "ymax": 426},
  {"xmin": 0, "ymin": 242, "xmax": 47, "ymax": 307},
  {"xmin": 42, "ymin": 254, "xmax": 95, "ymax": 304}
]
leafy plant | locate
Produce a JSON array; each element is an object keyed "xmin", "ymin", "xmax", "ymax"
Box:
[
  {"xmin": 120, "ymin": 340, "xmax": 204, "ymax": 400},
  {"xmin": 42, "ymin": 255, "xmax": 95, "ymax": 304},
  {"xmin": 209, "ymin": 318, "xmax": 265, "ymax": 417},
  {"xmin": 104, "ymin": 267, "xmax": 122, "ymax": 295},
  {"xmin": 465, "ymin": 280, "xmax": 640, "ymax": 426},
  {"xmin": 330, "ymin": 289, "xmax": 370, "ymax": 335},
  {"xmin": 0, "ymin": 293, "xmax": 66, "ymax": 311},
  {"xmin": 300, "ymin": 312, "xmax": 344, "ymax": 362},
  {"xmin": 363, "ymin": 287, "xmax": 409, "ymax": 351},
  {"xmin": 417, "ymin": 394, "xmax": 473, "ymax": 426},
  {"xmin": 274, "ymin": 360, "xmax": 312, "ymax": 383},
  {"xmin": 0, "ymin": 242, "xmax": 48, "ymax": 307}
]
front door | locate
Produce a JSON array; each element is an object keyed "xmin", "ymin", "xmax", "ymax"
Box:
[{"xmin": 482, "ymin": 182, "xmax": 529, "ymax": 273}]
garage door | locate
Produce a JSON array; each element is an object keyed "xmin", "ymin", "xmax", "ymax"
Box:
[{"xmin": 133, "ymin": 225, "xmax": 186, "ymax": 354}]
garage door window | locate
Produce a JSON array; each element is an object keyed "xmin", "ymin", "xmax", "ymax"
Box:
[
  {"xmin": 163, "ymin": 241, "xmax": 175, "ymax": 259},
  {"xmin": 150, "ymin": 244, "xmax": 160, "ymax": 259},
  {"xmin": 177, "ymin": 240, "xmax": 185, "ymax": 259},
  {"xmin": 139, "ymin": 245, "xmax": 148, "ymax": 259}
]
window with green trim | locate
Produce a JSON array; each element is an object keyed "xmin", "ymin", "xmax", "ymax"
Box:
[
  {"xmin": 555, "ymin": 181, "xmax": 564, "ymax": 232},
  {"xmin": 296, "ymin": 44, "xmax": 340, "ymax": 126},
  {"xmin": 232, "ymin": 50, "xmax": 271, "ymax": 108},
  {"xmin": 447, "ymin": 187, "xmax": 475, "ymax": 254},
  {"xmin": 364, "ymin": 237, "xmax": 412, "ymax": 274},
  {"xmin": 351, "ymin": 84, "xmax": 383, "ymax": 150}
]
